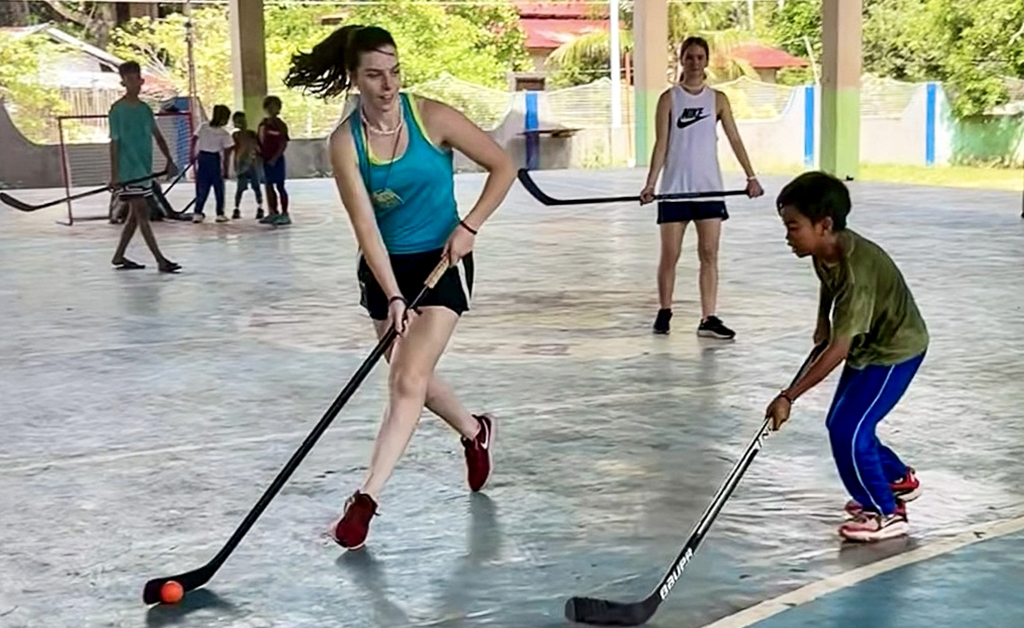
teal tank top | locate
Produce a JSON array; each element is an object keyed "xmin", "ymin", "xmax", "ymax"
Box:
[{"xmin": 352, "ymin": 93, "xmax": 459, "ymax": 255}]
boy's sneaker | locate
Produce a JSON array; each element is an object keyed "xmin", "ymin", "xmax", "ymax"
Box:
[
  {"xmin": 845, "ymin": 468, "xmax": 921, "ymax": 516},
  {"xmin": 259, "ymin": 212, "xmax": 278, "ymax": 224},
  {"xmin": 255, "ymin": 208, "xmax": 264, "ymax": 220},
  {"xmin": 232, "ymin": 208, "xmax": 241, "ymax": 220},
  {"xmin": 331, "ymin": 491, "xmax": 377, "ymax": 550},
  {"xmin": 697, "ymin": 315, "xmax": 735, "ymax": 339},
  {"xmin": 653, "ymin": 308, "xmax": 672, "ymax": 334},
  {"xmin": 462, "ymin": 414, "xmax": 495, "ymax": 492},
  {"xmin": 890, "ymin": 467, "xmax": 921, "ymax": 501},
  {"xmin": 274, "ymin": 213, "xmax": 292, "ymax": 226},
  {"xmin": 840, "ymin": 504, "xmax": 909, "ymax": 542},
  {"xmin": 192, "ymin": 212, "xmax": 205, "ymax": 223},
  {"xmin": 216, "ymin": 214, "xmax": 229, "ymax": 223}
]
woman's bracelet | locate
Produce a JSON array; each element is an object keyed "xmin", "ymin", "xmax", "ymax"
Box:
[
  {"xmin": 388, "ymin": 295, "xmax": 407, "ymax": 306},
  {"xmin": 459, "ymin": 219, "xmax": 478, "ymax": 235}
]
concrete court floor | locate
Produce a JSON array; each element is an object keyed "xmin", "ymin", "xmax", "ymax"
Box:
[{"xmin": 0, "ymin": 168, "xmax": 1022, "ymax": 628}]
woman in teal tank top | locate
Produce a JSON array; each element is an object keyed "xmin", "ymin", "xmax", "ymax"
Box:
[{"xmin": 285, "ymin": 25, "xmax": 516, "ymax": 550}]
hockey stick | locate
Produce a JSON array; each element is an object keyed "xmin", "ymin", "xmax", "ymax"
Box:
[
  {"xmin": 565, "ymin": 342, "xmax": 828, "ymax": 626},
  {"xmin": 0, "ymin": 170, "xmax": 168, "ymax": 213},
  {"xmin": 517, "ymin": 169, "xmax": 748, "ymax": 206},
  {"xmin": 142, "ymin": 257, "xmax": 452, "ymax": 605}
]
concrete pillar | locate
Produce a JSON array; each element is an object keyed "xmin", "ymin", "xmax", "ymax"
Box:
[
  {"xmin": 632, "ymin": 0, "xmax": 669, "ymax": 167},
  {"xmin": 820, "ymin": 0, "xmax": 861, "ymax": 179},
  {"xmin": 229, "ymin": 0, "xmax": 268, "ymax": 126}
]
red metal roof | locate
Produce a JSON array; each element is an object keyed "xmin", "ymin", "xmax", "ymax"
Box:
[
  {"xmin": 514, "ymin": 1, "xmax": 604, "ymax": 19},
  {"xmin": 521, "ymin": 17, "xmax": 608, "ymax": 50},
  {"xmin": 728, "ymin": 43, "xmax": 808, "ymax": 69}
]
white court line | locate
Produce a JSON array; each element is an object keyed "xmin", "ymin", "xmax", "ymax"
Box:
[{"xmin": 700, "ymin": 513, "xmax": 1024, "ymax": 628}]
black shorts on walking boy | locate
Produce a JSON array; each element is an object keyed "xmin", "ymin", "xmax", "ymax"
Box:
[
  {"xmin": 358, "ymin": 247, "xmax": 474, "ymax": 320},
  {"xmin": 657, "ymin": 200, "xmax": 729, "ymax": 224}
]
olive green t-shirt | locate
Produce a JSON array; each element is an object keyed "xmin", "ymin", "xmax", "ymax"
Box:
[{"xmin": 814, "ymin": 229, "xmax": 928, "ymax": 369}]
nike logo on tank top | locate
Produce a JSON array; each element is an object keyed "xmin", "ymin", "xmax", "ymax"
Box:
[{"xmin": 660, "ymin": 86, "xmax": 724, "ymax": 199}]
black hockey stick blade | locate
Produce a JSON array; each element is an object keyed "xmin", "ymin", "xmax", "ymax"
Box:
[
  {"xmin": 564, "ymin": 343, "xmax": 827, "ymax": 626},
  {"xmin": 142, "ymin": 258, "xmax": 452, "ymax": 605},
  {"xmin": 142, "ymin": 565, "xmax": 215, "ymax": 605},
  {"xmin": 0, "ymin": 192, "xmax": 37, "ymax": 212},
  {"xmin": 566, "ymin": 596, "xmax": 659, "ymax": 626},
  {"xmin": 517, "ymin": 168, "xmax": 747, "ymax": 206},
  {"xmin": 0, "ymin": 170, "xmax": 168, "ymax": 213}
]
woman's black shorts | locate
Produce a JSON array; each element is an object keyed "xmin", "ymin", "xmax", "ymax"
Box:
[{"xmin": 358, "ymin": 247, "xmax": 474, "ymax": 321}]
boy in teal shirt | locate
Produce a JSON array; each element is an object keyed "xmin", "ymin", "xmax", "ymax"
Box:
[
  {"xmin": 766, "ymin": 171, "xmax": 928, "ymax": 543},
  {"xmin": 108, "ymin": 61, "xmax": 180, "ymax": 273}
]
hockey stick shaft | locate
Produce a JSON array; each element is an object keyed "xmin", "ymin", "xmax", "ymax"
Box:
[
  {"xmin": 652, "ymin": 342, "xmax": 826, "ymax": 600},
  {"xmin": 517, "ymin": 168, "xmax": 747, "ymax": 206},
  {"xmin": 142, "ymin": 257, "xmax": 452, "ymax": 605},
  {"xmin": 565, "ymin": 343, "xmax": 827, "ymax": 625},
  {"xmin": 0, "ymin": 170, "xmax": 169, "ymax": 212}
]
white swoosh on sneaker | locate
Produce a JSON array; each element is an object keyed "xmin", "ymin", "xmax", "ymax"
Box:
[{"xmin": 479, "ymin": 420, "xmax": 490, "ymax": 449}]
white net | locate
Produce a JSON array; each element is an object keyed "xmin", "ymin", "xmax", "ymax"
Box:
[
  {"xmin": 57, "ymin": 111, "xmax": 192, "ymax": 223},
  {"xmin": 407, "ymin": 73, "xmax": 514, "ymax": 131},
  {"xmin": 59, "ymin": 111, "xmax": 192, "ymax": 189},
  {"xmin": 713, "ymin": 76, "xmax": 800, "ymax": 119},
  {"xmin": 861, "ymin": 75, "xmax": 920, "ymax": 118}
]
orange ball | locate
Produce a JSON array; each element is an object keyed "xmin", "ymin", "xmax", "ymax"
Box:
[{"xmin": 160, "ymin": 580, "xmax": 184, "ymax": 604}]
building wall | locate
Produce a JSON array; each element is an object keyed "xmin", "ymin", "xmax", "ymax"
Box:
[
  {"xmin": 5, "ymin": 82, "xmax": 1024, "ymax": 190},
  {"xmin": 0, "ymin": 98, "xmax": 62, "ymax": 189}
]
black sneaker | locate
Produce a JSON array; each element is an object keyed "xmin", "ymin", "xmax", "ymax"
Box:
[
  {"xmin": 653, "ymin": 308, "xmax": 672, "ymax": 334},
  {"xmin": 697, "ymin": 315, "xmax": 735, "ymax": 339},
  {"xmin": 232, "ymin": 208, "xmax": 241, "ymax": 220},
  {"xmin": 256, "ymin": 208, "xmax": 264, "ymax": 220}
]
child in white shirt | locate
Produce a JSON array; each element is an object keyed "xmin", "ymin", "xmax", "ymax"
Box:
[{"xmin": 192, "ymin": 104, "xmax": 235, "ymax": 223}]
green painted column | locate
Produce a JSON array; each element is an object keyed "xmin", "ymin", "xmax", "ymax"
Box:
[
  {"xmin": 632, "ymin": 0, "xmax": 668, "ymax": 167},
  {"xmin": 820, "ymin": 0, "xmax": 861, "ymax": 179},
  {"xmin": 229, "ymin": 0, "xmax": 267, "ymax": 127}
]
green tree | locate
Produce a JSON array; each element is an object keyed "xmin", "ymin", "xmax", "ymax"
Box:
[
  {"xmin": 761, "ymin": 0, "xmax": 1024, "ymax": 117},
  {"xmin": 111, "ymin": 1, "xmax": 527, "ymax": 136},
  {"xmin": 760, "ymin": 0, "xmax": 821, "ymax": 62},
  {"xmin": 548, "ymin": 27, "xmax": 758, "ymax": 88},
  {"xmin": 926, "ymin": 0, "xmax": 1024, "ymax": 117},
  {"xmin": 0, "ymin": 31, "xmax": 70, "ymax": 143}
]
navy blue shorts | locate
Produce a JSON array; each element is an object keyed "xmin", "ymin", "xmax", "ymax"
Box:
[
  {"xmin": 657, "ymin": 201, "xmax": 728, "ymax": 224},
  {"xmin": 263, "ymin": 157, "xmax": 286, "ymax": 186}
]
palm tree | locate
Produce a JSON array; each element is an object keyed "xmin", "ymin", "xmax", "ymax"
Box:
[{"xmin": 546, "ymin": 3, "xmax": 759, "ymax": 88}]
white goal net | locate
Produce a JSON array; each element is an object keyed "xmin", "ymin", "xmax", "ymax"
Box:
[{"xmin": 57, "ymin": 111, "xmax": 193, "ymax": 224}]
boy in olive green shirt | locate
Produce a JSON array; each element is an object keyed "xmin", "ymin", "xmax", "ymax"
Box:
[{"xmin": 766, "ymin": 171, "xmax": 928, "ymax": 543}]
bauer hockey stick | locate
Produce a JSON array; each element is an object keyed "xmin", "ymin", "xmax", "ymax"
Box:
[{"xmin": 565, "ymin": 342, "xmax": 828, "ymax": 626}]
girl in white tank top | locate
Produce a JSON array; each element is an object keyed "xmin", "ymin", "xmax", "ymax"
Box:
[{"xmin": 640, "ymin": 37, "xmax": 764, "ymax": 339}]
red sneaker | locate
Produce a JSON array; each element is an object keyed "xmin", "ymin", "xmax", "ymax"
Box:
[
  {"xmin": 331, "ymin": 491, "xmax": 377, "ymax": 550},
  {"xmin": 890, "ymin": 467, "xmax": 921, "ymax": 501},
  {"xmin": 462, "ymin": 414, "xmax": 495, "ymax": 492},
  {"xmin": 845, "ymin": 468, "xmax": 921, "ymax": 516}
]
